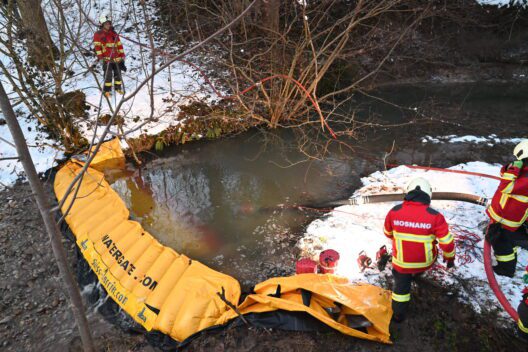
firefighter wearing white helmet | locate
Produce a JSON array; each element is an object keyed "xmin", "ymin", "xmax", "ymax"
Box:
[
  {"xmin": 484, "ymin": 139, "xmax": 528, "ymax": 340},
  {"xmin": 99, "ymin": 13, "xmax": 111, "ymax": 25},
  {"xmin": 383, "ymin": 177, "xmax": 455, "ymax": 322},
  {"xmin": 93, "ymin": 13, "xmax": 127, "ymax": 97},
  {"xmin": 405, "ymin": 177, "xmax": 432, "ymax": 198},
  {"xmin": 514, "ymin": 139, "xmax": 528, "ymax": 161}
]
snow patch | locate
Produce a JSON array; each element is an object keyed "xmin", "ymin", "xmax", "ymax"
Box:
[
  {"xmin": 477, "ymin": 0, "xmax": 527, "ymax": 7},
  {"xmin": 422, "ymin": 134, "xmax": 524, "ymax": 145}
]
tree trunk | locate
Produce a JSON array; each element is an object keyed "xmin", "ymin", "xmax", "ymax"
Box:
[
  {"xmin": 263, "ymin": 0, "xmax": 280, "ymax": 70},
  {"xmin": 0, "ymin": 82, "xmax": 95, "ymax": 352},
  {"xmin": 263, "ymin": 0, "xmax": 282, "ymax": 125},
  {"xmin": 16, "ymin": 0, "xmax": 57, "ymax": 69}
]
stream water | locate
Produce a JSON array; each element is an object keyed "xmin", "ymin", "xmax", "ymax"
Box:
[{"xmin": 109, "ymin": 83, "xmax": 527, "ymax": 286}]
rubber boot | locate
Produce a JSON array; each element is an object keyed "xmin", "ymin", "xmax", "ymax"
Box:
[
  {"xmin": 392, "ymin": 312, "xmax": 406, "ymax": 323},
  {"xmin": 493, "ymin": 262, "xmax": 515, "ymax": 278}
]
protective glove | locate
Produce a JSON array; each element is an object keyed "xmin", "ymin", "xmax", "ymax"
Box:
[
  {"xmin": 523, "ymin": 287, "xmax": 528, "ymax": 303},
  {"xmin": 118, "ymin": 60, "xmax": 127, "ymax": 72},
  {"xmin": 444, "ymin": 257, "xmax": 455, "ymax": 269},
  {"xmin": 512, "ymin": 160, "xmax": 524, "ymax": 169}
]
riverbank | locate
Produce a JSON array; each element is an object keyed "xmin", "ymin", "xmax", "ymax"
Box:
[{"xmin": 1, "ymin": 180, "xmax": 525, "ymax": 351}]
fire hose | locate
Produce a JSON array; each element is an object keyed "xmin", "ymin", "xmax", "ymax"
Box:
[{"xmin": 304, "ymin": 165, "xmax": 519, "ymax": 322}]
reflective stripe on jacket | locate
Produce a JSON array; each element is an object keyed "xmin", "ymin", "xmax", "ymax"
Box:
[
  {"xmin": 383, "ymin": 191, "xmax": 455, "ymax": 274},
  {"xmin": 486, "ymin": 164, "xmax": 528, "ymax": 231},
  {"xmin": 93, "ymin": 29, "xmax": 125, "ymax": 62}
]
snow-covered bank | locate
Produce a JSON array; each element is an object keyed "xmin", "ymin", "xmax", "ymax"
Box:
[
  {"xmin": 298, "ymin": 162, "xmax": 526, "ymax": 321},
  {"xmin": 477, "ymin": 0, "xmax": 527, "ymax": 6},
  {"xmin": 0, "ymin": 0, "xmax": 216, "ymax": 188},
  {"xmin": 422, "ymin": 134, "xmax": 524, "ymax": 146},
  {"xmin": 0, "ymin": 114, "xmax": 62, "ymax": 187}
]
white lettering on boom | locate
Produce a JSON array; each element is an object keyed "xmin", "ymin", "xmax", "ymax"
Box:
[{"xmin": 393, "ymin": 220, "xmax": 432, "ymax": 229}]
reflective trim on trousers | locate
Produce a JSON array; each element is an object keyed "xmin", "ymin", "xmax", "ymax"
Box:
[
  {"xmin": 518, "ymin": 319, "xmax": 528, "ymax": 333},
  {"xmin": 392, "ymin": 292, "xmax": 411, "ymax": 303}
]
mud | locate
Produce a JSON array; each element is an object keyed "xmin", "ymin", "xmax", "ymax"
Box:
[{"xmin": 0, "ymin": 182, "xmax": 151, "ymax": 351}]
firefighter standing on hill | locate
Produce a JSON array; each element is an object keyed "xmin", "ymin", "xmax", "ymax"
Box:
[
  {"xmin": 484, "ymin": 140, "xmax": 528, "ymax": 340},
  {"xmin": 383, "ymin": 177, "xmax": 456, "ymax": 322},
  {"xmin": 93, "ymin": 14, "xmax": 127, "ymax": 97}
]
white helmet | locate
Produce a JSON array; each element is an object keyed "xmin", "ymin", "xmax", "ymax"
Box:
[
  {"xmin": 513, "ymin": 139, "xmax": 528, "ymax": 161},
  {"xmin": 406, "ymin": 177, "xmax": 432, "ymax": 198},
  {"xmin": 99, "ymin": 14, "xmax": 111, "ymax": 25}
]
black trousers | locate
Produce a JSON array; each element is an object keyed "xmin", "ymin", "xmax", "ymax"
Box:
[
  {"xmin": 492, "ymin": 225, "xmax": 528, "ymax": 277},
  {"xmin": 102, "ymin": 62, "xmax": 122, "ymax": 92},
  {"xmin": 391, "ymin": 269, "xmax": 423, "ymax": 318},
  {"xmin": 518, "ymin": 298, "xmax": 528, "ymax": 339}
]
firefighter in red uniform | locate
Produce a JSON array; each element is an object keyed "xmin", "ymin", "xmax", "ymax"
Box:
[
  {"xmin": 486, "ymin": 140, "xmax": 528, "ymax": 277},
  {"xmin": 384, "ymin": 177, "xmax": 456, "ymax": 322},
  {"xmin": 486, "ymin": 140, "xmax": 528, "ymax": 340},
  {"xmin": 93, "ymin": 14, "xmax": 127, "ymax": 97}
]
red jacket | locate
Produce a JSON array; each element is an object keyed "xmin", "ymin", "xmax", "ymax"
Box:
[
  {"xmin": 93, "ymin": 28, "xmax": 125, "ymax": 62},
  {"xmin": 486, "ymin": 163, "xmax": 528, "ymax": 231},
  {"xmin": 383, "ymin": 191, "xmax": 455, "ymax": 274}
]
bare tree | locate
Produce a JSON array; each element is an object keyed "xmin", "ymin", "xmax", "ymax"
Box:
[
  {"xmin": 153, "ymin": 0, "xmax": 429, "ymax": 161},
  {"xmin": 16, "ymin": 0, "xmax": 57, "ymax": 68},
  {"xmin": 0, "ymin": 81, "xmax": 95, "ymax": 351}
]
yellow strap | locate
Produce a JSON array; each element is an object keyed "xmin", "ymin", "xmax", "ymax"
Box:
[
  {"xmin": 501, "ymin": 173, "xmax": 517, "ymax": 181},
  {"xmin": 518, "ymin": 319, "xmax": 528, "ymax": 333},
  {"xmin": 94, "ymin": 41, "xmax": 102, "ymax": 45},
  {"xmin": 437, "ymin": 232, "xmax": 454, "ymax": 245},
  {"xmin": 511, "ymin": 194, "xmax": 528, "ymax": 203},
  {"xmin": 502, "ymin": 181, "xmax": 514, "ymax": 195},
  {"xmin": 443, "ymin": 249, "xmax": 455, "ymax": 259},
  {"xmin": 391, "ymin": 292, "xmax": 411, "ymax": 303},
  {"xmin": 495, "ymin": 252, "xmax": 516, "ymax": 262},
  {"xmin": 499, "ymin": 193, "xmax": 509, "ymax": 208},
  {"xmin": 104, "ymin": 82, "xmax": 112, "ymax": 86},
  {"xmin": 105, "ymin": 43, "xmax": 116, "ymax": 47},
  {"xmin": 392, "ymin": 256, "xmax": 435, "ymax": 269},
  {"xmin": 114, "ymin": 81, "xmax": 122, "ymax": 85},
  {"xmin": 383, "ymin": 228, "xmax": 392, "ymax": 236},
  {"xmin": 487, "ymin": 206, "xmax": 528, "ymax": 228},
  {"xmin": 393, "ymin": 231, "xmax": 435, "ymax": 243}
]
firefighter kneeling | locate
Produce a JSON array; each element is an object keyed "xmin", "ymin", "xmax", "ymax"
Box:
[{"xmin": 384, "ymin": 177, "xmax": 456, "ymax": 322}]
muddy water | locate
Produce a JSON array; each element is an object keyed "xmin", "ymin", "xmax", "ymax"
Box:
[{"xmin": 110, "ymin": 83, "xmax": 528, "ymax": 286}]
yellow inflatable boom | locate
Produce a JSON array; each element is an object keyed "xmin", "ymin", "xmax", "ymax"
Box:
[{"xmin": 53, "ymin": 139, "xmax": 392, "ymax": 344}]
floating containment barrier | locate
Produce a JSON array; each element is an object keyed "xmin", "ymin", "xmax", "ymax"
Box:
[{"xmin": 53, "ymin": 138, "xmax": 393, "ymax": 345}]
